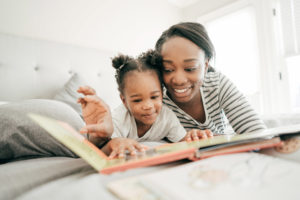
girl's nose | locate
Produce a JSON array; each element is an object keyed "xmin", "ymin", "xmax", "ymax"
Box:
[{"xmin": 142, "ymin": 100, "xmax": 153, "ymax": 110}]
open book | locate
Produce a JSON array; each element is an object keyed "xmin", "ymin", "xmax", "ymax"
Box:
[
  {"xmin": 28, "ymin": 113, "xmax": 300, "ymax": 174},
  {"xmin": 107, "ymin": 153, "xmax": 300, "ymax": 200}
]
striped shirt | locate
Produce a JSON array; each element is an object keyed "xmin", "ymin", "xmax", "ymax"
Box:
[{"xmin": 163, "ymin": 71, "xmax": 266, "ymax": 135}]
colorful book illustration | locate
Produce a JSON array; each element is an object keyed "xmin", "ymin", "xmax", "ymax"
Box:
[{"xmin": 28, "ymin": 113, "xmax": 300, "ymax": 174}]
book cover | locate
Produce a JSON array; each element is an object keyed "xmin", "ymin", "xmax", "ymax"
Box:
[{"xmin": 28, "ymin": 113, "xmax": 297, "ymax": 174}]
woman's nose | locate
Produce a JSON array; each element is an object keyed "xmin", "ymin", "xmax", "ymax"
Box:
[{"xmin": 171, "ymin": 70, "xmax": 187, "ymax": 85}]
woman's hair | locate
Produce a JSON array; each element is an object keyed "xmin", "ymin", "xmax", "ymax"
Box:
[
  {"xmin": 112, "ymin": 49, "xmax": 163, "ymax": 94},
  {"xmin": 155, "ymin": 22, "xmax": 215, "ymax": 62}
]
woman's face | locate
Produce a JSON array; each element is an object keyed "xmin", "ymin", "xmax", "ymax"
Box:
[{"xmin": 160, "ymin": 36, "xmax": 208, "ymax": 105}]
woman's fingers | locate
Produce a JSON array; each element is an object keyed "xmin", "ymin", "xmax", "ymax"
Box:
[
  {"xmin": 205, "ymin": 129, "xmax": 213, "ymax": 138},
  {"xmin": 185, "ymin": 129, "xmax": 213, "ymax": 141},
  {"xmin": 197, "ymin": 131, "xmax": 208, "ymax": 139},
  {"xmin": 185, "ymin": 133, "xmax": 192, "ymax": 142},
  {"xmin": 192, "ymin": 130, "xmax": 200, "ymax": 141}
]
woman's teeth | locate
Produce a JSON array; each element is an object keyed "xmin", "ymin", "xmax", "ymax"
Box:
[{"xmin": 174, "ymin": 88, "xmax": 189, "ymax": 93}]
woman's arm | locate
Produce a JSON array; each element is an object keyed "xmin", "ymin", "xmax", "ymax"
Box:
[{"xmin": 218, "ymin": 73, "xmax": 266, "ymax": 134}]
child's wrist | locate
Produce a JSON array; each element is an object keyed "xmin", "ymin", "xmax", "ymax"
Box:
[{"xmin": 88, "ymin": 135, "xmax": 111, "ymax": 148}]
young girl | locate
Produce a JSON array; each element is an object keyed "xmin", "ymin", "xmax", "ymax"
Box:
[{"xmin": 78, "ymin": 50, "xmax": 213, "ymax": 158}]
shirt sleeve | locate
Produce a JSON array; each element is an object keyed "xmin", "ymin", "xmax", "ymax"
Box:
[
  {"xmin": 111, "ymin": 104, "xmax": 129, "ymax": 138},
  {"xmin": 111, "ymin": 118, "xmax": 123, "ymax": 138},
  {"xmin": 218, "ymin": 73, "xmax": 266, "ymax": 134},
  {"xmin": 163, "ymin": 106, "xmax": 187, "ymax": 142}
]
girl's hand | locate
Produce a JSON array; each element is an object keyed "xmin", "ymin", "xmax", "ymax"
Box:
[
  {"xmin": 77, "ymin": 86, "xmax": 113, "ymax": 139},
  {"xmin": 77, "ymin": 85, "xmax": 96, "ymax": 96},
  {"xmin": 182, "ymin": 129, "xmax": 213, "ymax": 142},
  {"xmin": 77, "ymin": 86, "xmax": 105, "ymax": 125},
  {"xmin": 105, "ymin": 138, "xmax": 147, "ymax": 159}
]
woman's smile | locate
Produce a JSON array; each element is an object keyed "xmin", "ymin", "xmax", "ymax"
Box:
[{"xmin": 172, "ymin": 86, "xmax": 192, "ymax": 97}]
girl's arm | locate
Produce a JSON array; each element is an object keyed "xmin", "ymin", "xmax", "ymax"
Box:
[{"xmin": 77, "ymin": 86, "xmax": 114, "ymax": 146}]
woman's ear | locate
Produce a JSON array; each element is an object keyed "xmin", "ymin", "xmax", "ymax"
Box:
[{"xmin": 205, "ymin": 59, "xmax": 209, "ymax": 73}]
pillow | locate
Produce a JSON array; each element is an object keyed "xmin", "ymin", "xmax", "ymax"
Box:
[
  {"xmin": 0, "ymin": 101, "xmax": 8, "ymax": 106},
  {"xmin": 53, "ymin": 73, "xmax": 86, "ymax": 115},
  {"xmin": 261, "ymin": 113, "xmax": 300, "ymax": 128},
  {"xmin": 0, "ymin": 99, "xmax": 85, "ymax": 163}
]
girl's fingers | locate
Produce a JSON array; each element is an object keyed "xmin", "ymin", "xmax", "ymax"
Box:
[
  {"xmin": 82, "ymin": 96, "xmax": 107, "ymax": 109},
  {"xmin": 127, "ymin": 146, "xmax": 137, "ymax": 156},
  {"xmin": 109, "ymin": 150, "xmax": 117, "ymax": 159},
  {"xmin": 82, "ymin": 124, "xmax": 109, "ymax": 138},
  {"xmin": 77, "ymin": 86, "xmax": 96, "ymax": 95},
  {"xmin": 117, "ymin": 148, "xmax": 125, "ymax": 158},
  {"xmin": 135, "ymin": 144, "xmax": 147, "ymax": 152},
  {"xmin": 77, "ymin": 98, "xmax": 87, "ymax": 107},
  {"xmin": 109, "ymin": 147, "xmax": 125, "ymax": 159},
  {"xmin": 79, "ymin": 126, "xmax": 88, "ymax": 134}
]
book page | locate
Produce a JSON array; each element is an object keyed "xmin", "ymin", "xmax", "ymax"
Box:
[
  {"xmin": 107, "ymin": 152, "xmax": 300, "ymax": 200},
  {"xmin": 29, "ymin": 113, "xmax": 107, "ymax": 171}
]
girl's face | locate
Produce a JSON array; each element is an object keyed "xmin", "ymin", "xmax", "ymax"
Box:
[
  {"xmin": 121, "ymin": 71, "xmax": 163, "ymax": 128},
  {"xmin": 160, "ymin": 36, "xmax": 208, "ymax": 105}
]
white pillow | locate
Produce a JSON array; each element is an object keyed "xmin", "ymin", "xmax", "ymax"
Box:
[
  {"xmin": 53, "ymin": 73, "xmax": 86, "ymax": 115},
  {"xmin": 0, "ymin": 101, "xmax": 8, "ymax": 105}
]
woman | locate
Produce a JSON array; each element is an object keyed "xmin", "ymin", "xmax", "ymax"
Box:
[
  {"xmin": 155, "ymin": 22, "xmax": 266, "ymax": 134},
  {"xmin": 81, "ymin": 22, "xmax": 266, "ymax": 155}
]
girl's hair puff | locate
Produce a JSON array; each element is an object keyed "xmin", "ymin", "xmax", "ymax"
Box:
[{"xmin": 112, "ymin": 49, "xmax": 163, "ymax": 95}]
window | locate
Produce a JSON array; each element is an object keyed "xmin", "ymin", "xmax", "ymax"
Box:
[
  {"xmin": 277, "ymin": 0, "xmax": 300, "ymax": 112},
  {"xmin": 199, "ymin": 6, "xmax": 262, "ymax": 113}
]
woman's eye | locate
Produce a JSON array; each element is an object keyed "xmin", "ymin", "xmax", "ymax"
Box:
[
  {"xmin": 185, "ymin": 67, "xmax": 197, "ymax": 72},
  {"xmin": 163, "ymin": 68, "xmax": 173, "ymax": 73}
]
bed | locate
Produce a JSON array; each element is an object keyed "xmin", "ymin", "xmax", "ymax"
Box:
[{"xmin": 1, "ymin": 33, "xmax": 300, "ymax": 200}]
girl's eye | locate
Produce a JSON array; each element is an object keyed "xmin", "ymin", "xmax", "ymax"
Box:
[
  {"xmin": 151, "ymin": 95, "xmax": 160, "ymax": 99},
  {"xmin": 132, "ymin": 99, "xmax": 142, "ymax": 103}
]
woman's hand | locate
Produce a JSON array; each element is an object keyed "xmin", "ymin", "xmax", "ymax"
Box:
[
  {"xmin": 77, "ymin": 86, "xmax": 113, "ymax": 140},
  {"xmin": 102, "ymin": 138, "xmax": 147, "ymax": 159},
  {"xmin": 182, "ymin": 129, "xmax": 213, "ymax": 142}
]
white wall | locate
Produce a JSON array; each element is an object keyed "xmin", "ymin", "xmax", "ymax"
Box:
[
  {"xmin": 181, "ymin": 0, "xmax": 239, "ymax": 21},
  {"xmin": 0, "ymin": 0, "xmax": 181, "ymax": 56}
]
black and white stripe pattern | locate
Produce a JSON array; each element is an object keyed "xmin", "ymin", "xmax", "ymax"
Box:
[{"xmin": 163, "ymin": 71, "xmax": 266, "ymax": 135}]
